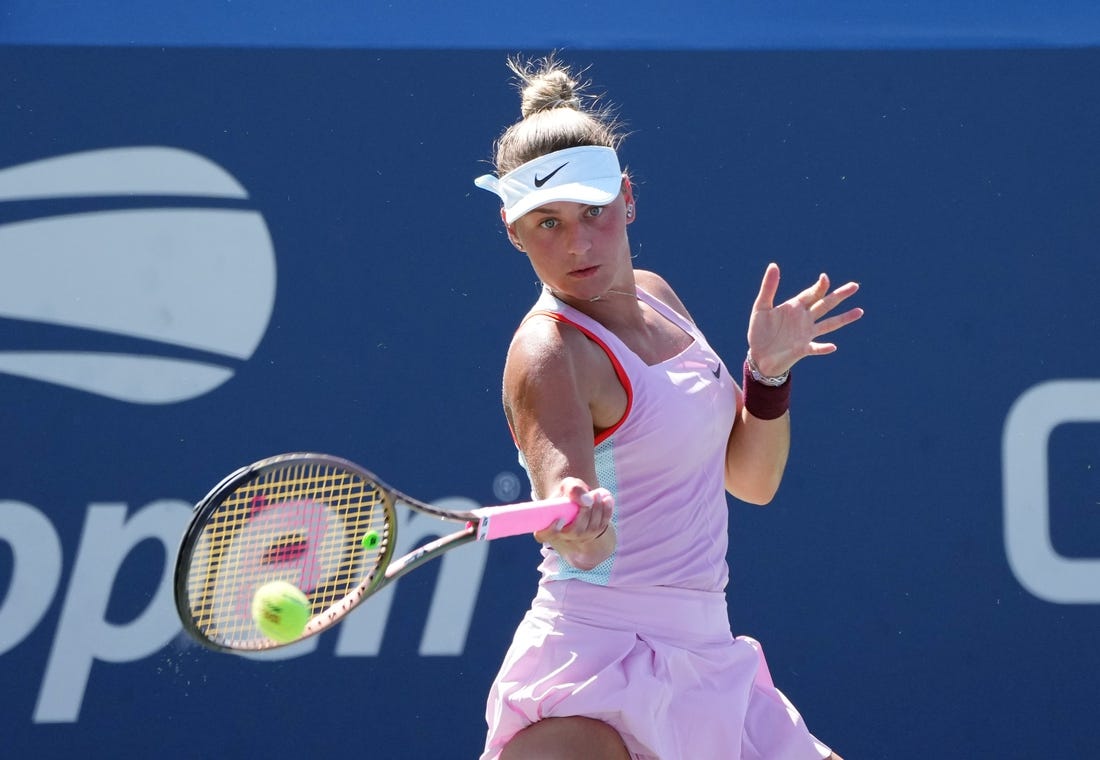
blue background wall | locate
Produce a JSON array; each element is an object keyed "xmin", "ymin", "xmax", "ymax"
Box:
[{"xmin": 2, "ymin": 6, "xmax": 1099, "ymax": 759}]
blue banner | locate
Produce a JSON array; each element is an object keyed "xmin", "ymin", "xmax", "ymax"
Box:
[
  {"xmin": 1, "ymin": 45, "xmax": 1099, "ymax": 759},
  {"xmin": 2, "ymin": 1, "xmax": 1100, "ymax": 49}
]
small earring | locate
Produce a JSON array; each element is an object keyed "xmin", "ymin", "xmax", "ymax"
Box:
[{"xmin": 626, "ymin": 204, "xmax": 634, "ymax": 218}]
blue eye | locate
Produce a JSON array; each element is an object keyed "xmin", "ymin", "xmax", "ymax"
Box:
[
  {"xmin": 539, "ymin": 218, "xmax": 558, "ymax": 229},
  {"xmin": 587, "ymin": 206, "xmax": 604, "ymax": 217}
]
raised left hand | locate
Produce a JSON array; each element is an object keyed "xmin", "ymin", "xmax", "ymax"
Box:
[{"xmin": 746, "ymin": 262, "xmax": 863, "ymax": 377}]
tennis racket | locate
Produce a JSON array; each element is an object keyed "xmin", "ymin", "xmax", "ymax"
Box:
[{"xmin": 174, "ymin": 452, "xmax": 578, "ymax": 653}]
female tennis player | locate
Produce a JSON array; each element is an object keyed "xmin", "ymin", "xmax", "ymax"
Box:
[{"xmin": 474, "ymin": 55, "xmax": 861, "ymax": 760}]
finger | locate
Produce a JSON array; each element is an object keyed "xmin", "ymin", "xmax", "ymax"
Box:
[
  {"xmin": 562, "ymin": 489, "xmax": 614, "ymax": 537},
  {"xmin": 560, "ymin": 478, "xmax": 592, "ymax": 502},
  {"xmin": 809, "ymin": 282, "xmax": 860, "ymax": 319},
  {"xmin": 820, "ymin": 279, "xmax": 859, "ymax": 304},
  {"xmin": 588, "ymin": 490, "xmax": 613, "ymax": 516},
  {"xmin": 812, "ymin": 307, "xmax": 865, "ymax": 337},
  {"xmin": 563, "ymin": 489, "xmax": 599, "ymax": 532},
  {"xmin": 809, "ymin": 290, "xmax": 858, "ymax": 321},
  {"xmin": 589, "ymin": 491, "xmax": 614, "ymax": 530},
  {"xmin": 806, "ymin": 341, "xmax": 839, "ymax": 357},
  {"xmin": 535, "ymin": 512, "xmax": 580, "ymax": 542},
  {"xmin": 588, "ymin": 487, "xmax": 615, "ymax": 510},
  {"xmin": 795, "ymin": 272, "xmax": 830, "ymax": 309},
  {"xmin": 752, "ymin": 262, "xmax": 781, "ymax": 312}
]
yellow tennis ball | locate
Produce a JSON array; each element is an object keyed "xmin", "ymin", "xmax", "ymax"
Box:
[{"xmin": 251, "ymin": 581, "xmax": 311, "ymax": 643}]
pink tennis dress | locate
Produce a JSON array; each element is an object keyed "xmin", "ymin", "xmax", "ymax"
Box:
[{"xmin": 481, "ymin": 286, "xmax": 832, "ymax": 760}]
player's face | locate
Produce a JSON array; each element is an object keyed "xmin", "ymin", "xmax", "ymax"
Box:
[{"xmin": 508, "ymin": 189, "xmax": 635, "ymax": 303}]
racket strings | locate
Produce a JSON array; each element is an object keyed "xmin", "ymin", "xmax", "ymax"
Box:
[{"xmin": 184, "ymin": 461, "xmax": 392, "ymax": 648}]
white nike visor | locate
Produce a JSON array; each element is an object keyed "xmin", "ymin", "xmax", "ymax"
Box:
[{"xmin": 474, "ymin": 145, "xmax": 623, "ymax": 224}]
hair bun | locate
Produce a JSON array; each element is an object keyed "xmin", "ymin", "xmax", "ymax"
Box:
[
  {"xmin": 489, "ymin": 55, "xmax": 623, "ymax": 175},
  {"xmin": 508, "ymin": 56, "xmax": 584, "ymax": 118},
  {"xmin": 519, "ymin": 68, "xmax": 581, "ymax": 118}
]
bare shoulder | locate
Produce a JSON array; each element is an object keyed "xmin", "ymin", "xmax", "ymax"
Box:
[
  {"xmin": 506, "ymin": 314, "xmax": 588, "ymax": 378},
  {"xmin": 634, "ymin": 269, "xmax": 695, "ymax": 324},
  {"xmin": 503, "ymin": 314, "xmax": 601, "ymax": 408},
  {"xmin": 502, "ymin": 315, "xmax": 609, "ymax": 484}
]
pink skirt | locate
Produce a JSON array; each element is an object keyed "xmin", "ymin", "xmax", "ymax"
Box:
[{"xmin": 481, "ymin": 580, "xmax": 831, "ymax": 760}]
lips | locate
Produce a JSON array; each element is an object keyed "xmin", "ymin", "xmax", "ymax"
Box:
[{"xmin": 569, "ymin": 265, "xmax": 600, "ymax": 278}]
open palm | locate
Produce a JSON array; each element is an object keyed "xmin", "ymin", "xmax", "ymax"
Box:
[{"xmin": 746, "ymin": 262, "xmax": 863, "ymax": 377}]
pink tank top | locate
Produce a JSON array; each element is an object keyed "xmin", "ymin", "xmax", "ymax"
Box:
[{"xmin": 520, "ymin": 285, "xmax": 740, "ymax": 593}]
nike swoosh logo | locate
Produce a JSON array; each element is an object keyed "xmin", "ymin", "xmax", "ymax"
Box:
[
  {"xmin": 712, "ymin": 364, "xmax": 722, "ymax": 379},
  {"xmin": 533, "ymin": 162, "xmax": 568, "ymax": 187}
]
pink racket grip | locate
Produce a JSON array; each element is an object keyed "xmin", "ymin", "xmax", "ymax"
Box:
[{"xmin": 468, "ymin": 497, "xmax": 579, "ymax": 541}]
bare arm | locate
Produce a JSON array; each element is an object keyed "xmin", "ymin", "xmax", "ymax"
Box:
[
  {"xmin": 634, "ymin": 269, "xmax": 795, "ymax": 503},
  {"xmin": 725, "ymin": 263, "xmax": 863, "ymax": 504},
  {"xmin": 725, "ymin": 406, "xmax": 791, "ymax": 504},
  {"xmin": 503, "ymin": 316, "xmax": 618, "ymax": 570}
]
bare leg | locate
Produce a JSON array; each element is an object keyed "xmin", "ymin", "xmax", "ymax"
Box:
[{"xmin": 500, "ymin": 716, "xmax": 630, "ymax": 760}]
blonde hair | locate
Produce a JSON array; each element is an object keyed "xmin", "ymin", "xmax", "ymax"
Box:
[{"xmin": 490, "ymin": 54, "xmax": 626, "ymax": 176}]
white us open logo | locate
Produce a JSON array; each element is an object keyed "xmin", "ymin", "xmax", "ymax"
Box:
[
  {"xmin": 0, "ymin": 146, "xmax": 276, "ymax": 404},
  {"xmin": 1003, "ymin": 380, "xmax": 1100, "ymax": 604}
]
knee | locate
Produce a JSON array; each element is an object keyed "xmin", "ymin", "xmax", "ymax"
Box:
[{"xmin": 500, "ymin": 716, "xmax": 630, "ymax": 760}]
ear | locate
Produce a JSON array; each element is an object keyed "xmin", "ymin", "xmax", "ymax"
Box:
[
  {"xmin": 621, "ymin": 177, "xmax": 637, "ymax": 225},
  {"xmin": 502, "ymin": 208, "xmax": 525, "ymax": 252}
]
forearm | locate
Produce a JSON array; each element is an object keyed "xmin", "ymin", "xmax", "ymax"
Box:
[
  {"xmin": 725, "ymin": 409, "xmax": 790, "ymax": 503},
  {"xmin": 724, "ymin": 359, "xmax": 793, "ymax": 504}
]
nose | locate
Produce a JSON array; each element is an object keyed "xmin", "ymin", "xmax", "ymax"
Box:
[{"xmin": 565, "ymin": 223, "xmax": 592, "ymax": 256}]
